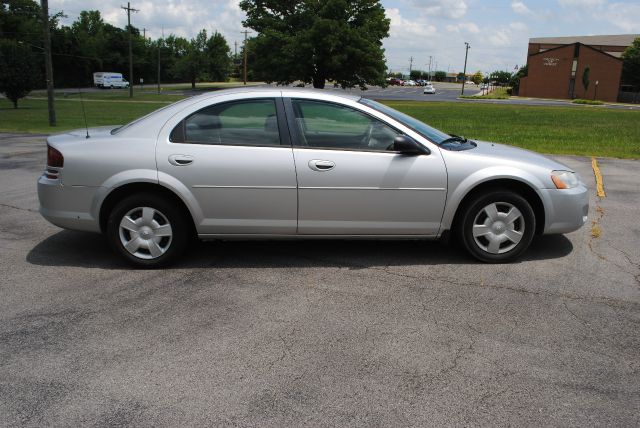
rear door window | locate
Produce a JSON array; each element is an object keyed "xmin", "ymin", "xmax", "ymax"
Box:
[{"xmin": 171, "ymin": 99, "xmax": 281, "ymax": 146}]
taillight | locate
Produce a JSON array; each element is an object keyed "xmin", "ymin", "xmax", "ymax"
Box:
[
  {"xmin": 47, "ymin": 145, "xmax": 64, "ymax": 167},
  {"xmin": 46, "ymin": 145, "xmax": 64, "ymax": 179}
]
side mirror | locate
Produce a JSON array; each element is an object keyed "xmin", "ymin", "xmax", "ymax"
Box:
[{"xmin": 393, "ymin": 135, "xmax": 430, "ymax": 155}]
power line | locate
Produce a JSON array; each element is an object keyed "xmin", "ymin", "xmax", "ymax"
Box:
[{"xmin": 121, "ymin": 2, "xmax": 139, "ymax": 98}]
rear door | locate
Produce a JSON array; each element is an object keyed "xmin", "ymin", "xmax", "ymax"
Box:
[{"xmin": 156, "ymin": 93, "xmax": 298, "ymax": 235}]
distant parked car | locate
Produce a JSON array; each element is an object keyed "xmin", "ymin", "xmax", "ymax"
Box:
[
  {"xmin": 388, "ymin": 78, "xmax": 403, "ymax": 86},
  {"xmin": 403, "ymin": 80, "xmax": 417, "ymax": 86},
  {"xmin": 423, "ymin": 84, "xmax": 436, "ymax": 94}
]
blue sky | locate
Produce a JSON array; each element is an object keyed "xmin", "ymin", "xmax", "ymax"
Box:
[{"xmin": 52, "ymin": 0, "xmax": 640, "ymax": 76}]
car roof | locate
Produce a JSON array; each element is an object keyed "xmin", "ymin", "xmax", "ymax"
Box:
[{"xmin": 189, "ymin": 85, "xmax": 362, "ymax": 102}]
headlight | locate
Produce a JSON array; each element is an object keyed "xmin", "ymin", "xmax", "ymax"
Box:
[{"xmin": 551, "ymin": 170, "xmax": 579, "ymax": 189}]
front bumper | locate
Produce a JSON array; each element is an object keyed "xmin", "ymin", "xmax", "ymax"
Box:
[
  {"xmin": 37, "ymin": 176, "xmax": 101, "ymax": 233},
  {"xmin": 540, "ymin": 184, "xmax": 589, "ymax": 234}
]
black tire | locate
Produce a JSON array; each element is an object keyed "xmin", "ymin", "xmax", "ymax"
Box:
[
  {"xmin": 457, "ymin": 190, "xmax": 535, "ymax": 263},
  {"xmin": 106, "ymin": 193, "xmax": 190, "ymax": 268}
]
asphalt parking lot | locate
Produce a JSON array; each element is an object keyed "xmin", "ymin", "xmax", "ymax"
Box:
[{"xmin": 1, "ymin": 132, "xmax": 639, "ymax": 426}]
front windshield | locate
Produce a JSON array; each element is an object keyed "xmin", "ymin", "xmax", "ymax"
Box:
[{"xmin": 358, "ymin": 98, "xmax": 450, "ymax": 144}]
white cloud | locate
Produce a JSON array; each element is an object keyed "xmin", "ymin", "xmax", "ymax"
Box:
[
  {"xmin": 53, "ymin": 0, "xmax": 246, "ymax": 45},
  {"xmin": 558, "ymin": 0, "xmax": 606, "ymax": 6},
  {"xmin": 511, "ymin": 1, "xmax": 532, "ymax": 15},
  {"xmin": 601, "ymin": 2, "xmax": 640, "ymax": 32},
  {"xmin": 386, "ymin": 8, "xmax": 437, "ymax": 39},
  {"xmin": 403, "ymin": 0, "xmax": 468, "ymax": 19},
  {"xmin": 509, "ymin": 22, "xmax": 528, "ymax": 31},
  {"xmin": 445, "ymin": 22, "xmax": 480, "ymax": 34}
]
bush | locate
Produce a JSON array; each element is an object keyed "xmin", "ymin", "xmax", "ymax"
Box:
[{"xmin": 572, "ymin": 99, "xmax": 604, "ymax": 105}]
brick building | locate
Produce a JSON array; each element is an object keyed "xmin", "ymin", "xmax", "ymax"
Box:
[{"xmin": 519, "ymin": 34, "xmax": 639, "ymax": 102}]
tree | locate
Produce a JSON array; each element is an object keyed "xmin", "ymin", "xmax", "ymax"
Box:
[
  {"xmin": 0, "ymin": 40, "xmax": 40, "ymax": 108},
  {"xmin": 509, "ymin": 65, "xmax": 527, "ymax": 92},
  {"xmin": 240, "ymin": 0, "xmax": 390, "ymax": 89},
  {"xmin": 456, "ymin": 72, "xmax": 465, "ymax": 82},
  {"xmin": 471, "ymin": 70, "xmax": 483, "ymax": 85},
  {"xmin": 621, "ymin": 37, "xmax": 640, "ymax": 90},
  {"xmin": 172, "ymin": 30, "xmax": 208, "ymax": 89},
  {"xmin": 434, "ymin": 71, "xmax": 446, "ymax": 82},
  {"xmin": 206, "ymin": 31, "xmax": 232, "ymax": 82},
  {"xmin": 491, "ymin": 70, "xmax": 512, "ymax": 86},
  {"xmin": 410, "ymin": 69, "xmax": 424, "ymax": 80}
]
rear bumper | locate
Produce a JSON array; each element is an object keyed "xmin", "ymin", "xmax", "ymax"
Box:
[
  {"xmin": 37, "ymin": 176, "xmax": 101, "ymax": 233},
  {"xmin": 541, "ymin": 184, "xmax": 589, "ymax": 234}
]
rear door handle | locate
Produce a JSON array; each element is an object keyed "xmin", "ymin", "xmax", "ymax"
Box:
[
  {"xmin": 308, "ymin": 160, "xmax": 335, "ymax": 172},
  {"xmin": 168, "ymin": 154, "xmax": 194, "ymax": 166}
]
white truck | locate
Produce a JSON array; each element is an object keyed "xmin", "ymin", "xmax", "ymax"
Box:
[{"xmin": 93, "ymin": 72, "xmax": 130, "ymax": 89}]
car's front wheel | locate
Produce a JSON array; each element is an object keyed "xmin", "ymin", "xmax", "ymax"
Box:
[
  {"xmin": 458, "ymin": 191, "xmax": 535, "ymax": 263},
  {"xmin": 106, "ymin": 193, "xmax": 190, "ymax": 267}
]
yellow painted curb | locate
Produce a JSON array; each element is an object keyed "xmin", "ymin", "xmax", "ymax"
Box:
[{"xmin": 591, "ymin": 157, "xmax": 606, "ymax": 198}]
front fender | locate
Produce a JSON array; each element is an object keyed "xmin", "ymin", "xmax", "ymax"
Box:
[{"xmin": 440, "ymin": 166, "xmax": 552, "ymax": 231}]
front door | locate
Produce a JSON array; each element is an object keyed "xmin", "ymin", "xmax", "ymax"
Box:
[
  {"xmin": 287, "ymin": 98, "xmax": 447, "ymax": 235},
  {"xmin": 156, "ymin": 96, "xmax": 297, "ymax": 235}
]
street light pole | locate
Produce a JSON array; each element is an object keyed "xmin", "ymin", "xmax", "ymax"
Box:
[
  {"xmin": 40, "ymin": 0, "xmax": 56, "ymax": 126},
  {"xmin": 461, "ymin": 42, "xmax": 470, "ymax": 96}
]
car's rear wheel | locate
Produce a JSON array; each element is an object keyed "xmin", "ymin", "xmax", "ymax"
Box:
[
  {"xmin": 106, "ymin": 193, "xmax": 189, "ymax": 267},
  {"xmin": 458, "ymin": 191, "xmax": 535, "ymax": 263}
]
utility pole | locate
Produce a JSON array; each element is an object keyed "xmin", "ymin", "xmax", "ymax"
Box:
[
  {"xmin": 157, "ymin": 27, "xmax": 163, "ymax": 95},
  {"xmin": 241, "ymin": 30, "xmax": 252, "ymax": 85},
  {"xmin": 409, "ymin": 56, "xmax": 413, "ymax": 78},
  {"xmin": 40, "ymin": 0, "xmax": 56, "ymax": 126},
  {"xmin": 461, "ymin": 42, "xmax": 470, "ymax": 95},
  {"xmin": 428, "ymin": 56, "xmax": 432, "ymax": 81},
  {"xmin": 143, "ymin": 27, "xmax": 146, "ymax": 39},
  {"xmin": 121, "ymin": 2, "xmax": 139, "ymax": 98}
]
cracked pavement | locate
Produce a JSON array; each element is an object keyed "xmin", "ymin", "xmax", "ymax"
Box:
[{"xmin": 1, "ymin": 133, "xmax": 639, "ymax": 426}]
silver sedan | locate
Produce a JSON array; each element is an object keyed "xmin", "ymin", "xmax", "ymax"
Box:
[{"xmin": 38, "ymin": 88, "xmax": 588, "ymax": 267}]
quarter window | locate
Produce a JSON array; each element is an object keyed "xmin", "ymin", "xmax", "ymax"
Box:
[
  {"xmin": 291, "ymin": 99, "xmax": 399, "ymax": 151},
  {"xmin": 172, "ymin": 99, "xmax": 281, "ymax": 146}
]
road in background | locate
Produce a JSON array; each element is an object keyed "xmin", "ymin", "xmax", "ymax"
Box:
[
  {"xmin": 32, "ymin": 82, "xmax": 640, "ymax": 110},
  {"xmin": 1, "ymin": 133, "xmax": 639, "ymax": 426}
]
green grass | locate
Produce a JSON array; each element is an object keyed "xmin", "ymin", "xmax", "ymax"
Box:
[
  {"xmin": 29, "ymin": 89, "xmax": 187, "ymax": 103},
  {"xmin": 382, "ymin": 101, "xmax": 640, "ymax": 159},
  {"xmin": 572, "ymin": 98, "xmax": 604, "ymax": 105},
  {"xmin": 0, "ymin": 97, "xmax": 167, "ymax": 133},
  {"xmin": 460, "ymin": 87, "xmax": 510, "ymax": 100},
  {"xmin": 1, "ymin": 95, "xmax": 639, "ymax": 159}
]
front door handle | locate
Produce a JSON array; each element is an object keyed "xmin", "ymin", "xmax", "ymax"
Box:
[
  {"xmin": 308, "ymin": 159, "xmax": 335, "ymax": 172},
  {"xmin": 168, "ymin": 154, "xmax": 194, "ymax": 166}
]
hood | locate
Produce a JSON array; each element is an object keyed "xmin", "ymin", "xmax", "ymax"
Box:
[{"xmin": 468, "ymin": 140, "xmax": 573, "ymax": 172}]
